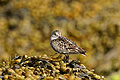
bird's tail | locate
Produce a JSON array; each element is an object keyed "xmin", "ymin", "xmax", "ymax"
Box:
[{"xmin": 81, "ymin": 51, "xmax": 87, "ymax": 56}]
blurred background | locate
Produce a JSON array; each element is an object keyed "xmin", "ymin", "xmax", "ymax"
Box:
[{"xmin": 0, "ymin": 0, "xmax": 120, "ymax": 80}]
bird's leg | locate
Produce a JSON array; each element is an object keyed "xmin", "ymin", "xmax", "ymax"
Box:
[
  {"xmin": 66, "ymin": 54, "xmax": 69, "ymax": 60},
  {"xmin": 63, "ymin": 54, "xmax": 69, "ymax": 63}
]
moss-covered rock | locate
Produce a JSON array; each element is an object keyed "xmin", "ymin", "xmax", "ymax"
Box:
[{"xmin": 0, "ymin": 54, "xmax": 104, "ymax": 80}]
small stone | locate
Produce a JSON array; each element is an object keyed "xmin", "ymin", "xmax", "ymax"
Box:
[
  {"xmin": 4, "ymin": 75, "xmax": 8, "ymax": 79},
  {"xmin": 45, "ymin": 76, "xmax": 54, "ymax": 79},
  {"xmin": 23, "ymin": 55, "xmax": 28, "ymax": 59},
  {"xmin": 56, "ymin": 70, "xmax": 60, "ymax": 73},
  {"xmin": 93, "ymin": 74, "xmax": 101, "ymax": 79},
  {"xmin": 55, "ymin": 66, "xmax": 60, "ymax": 69}
]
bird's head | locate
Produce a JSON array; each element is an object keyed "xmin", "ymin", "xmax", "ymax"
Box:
[{"xmin": 51, "ymin": 30, "xmax": 62, "ymax": 40}]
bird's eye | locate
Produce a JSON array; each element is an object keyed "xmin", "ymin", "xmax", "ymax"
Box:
[{"xmin": 54, "ymin": 33, "xmax": 57, "ymax": 35}]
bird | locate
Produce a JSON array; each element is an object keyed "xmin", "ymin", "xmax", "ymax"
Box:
[{"xmin": 50, "ymin": 30, "xmax": 87, "ymax": 62}]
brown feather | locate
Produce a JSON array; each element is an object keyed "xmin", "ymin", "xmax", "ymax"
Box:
[{"xmin": 50, "ymin": 36, "xmax": 86, "ymax": 54}]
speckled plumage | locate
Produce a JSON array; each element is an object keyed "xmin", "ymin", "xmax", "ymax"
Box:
[{"xmin": 50, "ymin": 30, "xmax": 87, "ymax": 56}]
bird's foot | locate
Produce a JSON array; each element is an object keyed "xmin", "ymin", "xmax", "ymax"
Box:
[
  {"xmin": 63, "ymin": 58, "xmax": 69, "ymax": 63},
  {"xmin": 63, "ymin": 54, "xmax": 69, "ymax": 63}
]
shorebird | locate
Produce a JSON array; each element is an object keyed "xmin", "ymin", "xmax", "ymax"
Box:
[{"xmin": 50, "ymin": 30, "xmax": 87, "ymax": 62}]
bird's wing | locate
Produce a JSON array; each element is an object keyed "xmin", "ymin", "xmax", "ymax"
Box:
[
  {"xmin": 61, "ymin": 37, "xmax": 83, "ymax": 54},
  {"xmin": 51, "ymin": 38, "xmax": 69, "ymax": 53},
  {"xmin": 51, "ymin": 36, "xmax": 86, "ymax": 54}
]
